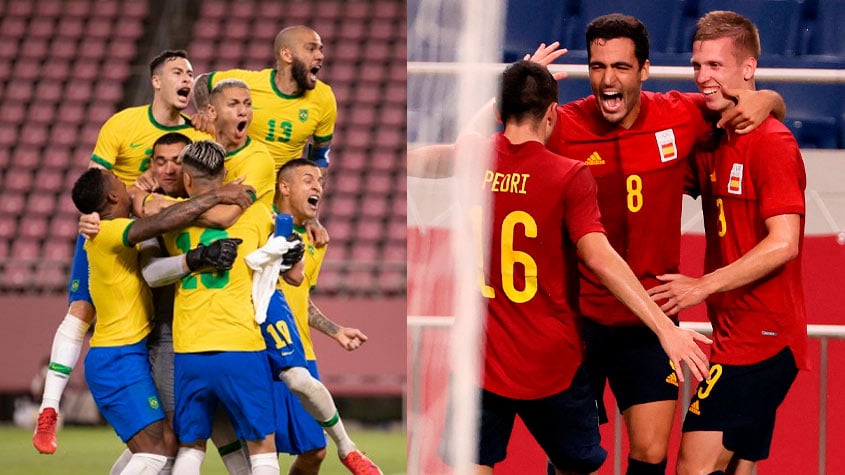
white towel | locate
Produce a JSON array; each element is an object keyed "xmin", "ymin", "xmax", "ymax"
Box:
[{"xmin": 245, "ymin": 236, "xmax": 297, "ymax": 324}]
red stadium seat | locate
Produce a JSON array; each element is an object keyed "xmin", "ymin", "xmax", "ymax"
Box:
[
  {"xmin": 3, "ymin": 170, "xmax": 34, "ymax": 192},
  {"xmin": 0, "ymin": 17, "xmax": 27, "ymax": 38},
  {"xmin": 18, "ymin": 216, "xmax": 48, "ymax": 240},
  {"xmin": 42, "ymin": 239, "xmax": 74, "ymax": 261},
  {"xmin": 11, "ymin": 238, "xmax": 41, "ymax": 259},
  {"xmin": 33, "ymin": 169, "xmax": 64, "ymax": 193},
  {"xmin": 7, "ymin": 1, "xmax": 33, "ymax": 16},
  {"xmin": 0, "ymin": 193, "xmax": 25, "ymax": 215},
  {"xmin": 29, "ymin": 18, "xmax": 56, "ymax": 38},
  {"xmin": 34, "ymin": 265, "xmax": 68, "ymax": 289},
  {"xmin": 115, "ymin": 18, "xmax": 144, "ymax": 40},
  {"xmin": 57, "ymin": 18, "xmax": 85, "ymax": 38},
  {"xmin": 50, "ymin": 216, "xmax": 80, "ymax": 240},
  {"xmin": 64, "ymin": 1, "xmax": 92, "ymax": 17}
]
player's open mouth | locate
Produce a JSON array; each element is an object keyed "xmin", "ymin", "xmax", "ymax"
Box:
[
  {"xmin": 702, "ymin": 87, "xmax": 719, "ymax": 96},
  {"xmin": 310, "ymin": 66, "xmax": 320, "ymax": 81},
  {"xmin": 600, "ymin": 91, "xmax": 623, "ymax": 112},
  {"xmin": 176, "ymin": 87, "xmax": 191, "ymax": 98},
  {"xmin": 307, "ymin": 195, "xmax": 320, "ymax": 206},
  {"xmin": 236, "ymin": 120, "xmax": 247, "ymax": 132}
]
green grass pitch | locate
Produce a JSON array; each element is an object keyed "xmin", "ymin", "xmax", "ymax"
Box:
[{"xmin": 0, "ymin": 424, "xmax": 406, "ymax": 474}]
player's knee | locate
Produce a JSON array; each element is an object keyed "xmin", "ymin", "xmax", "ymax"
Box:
[
  {"xmin": 298, "ymin": 447, "xmax": 327, "ymax": 465},
  {"xmin": 548, "ymin": 444, "xmax": 607, "ymax": 474},
  {"xmin": 629, "ymin": 441, "xmax": 669, "ymax": 464},
  {"xmin": 280, "ymin": 366, "xmax": 318, "ymax": 396}
]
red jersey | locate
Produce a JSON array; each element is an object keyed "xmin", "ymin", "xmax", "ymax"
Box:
[
  {"xmin": 690, "ymin": 117, "xmax": 808, "ymax": 369},
  {"xmin": 480, "ymin": 133, "xmax": 605, "ymax": 400},
  {"xmin": 548, "ymin": 91, "xmax": 712, "ymax": 326}
]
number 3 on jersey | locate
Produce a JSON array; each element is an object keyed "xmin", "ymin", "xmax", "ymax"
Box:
[
  {"xmin": 474, "ymin": 207, "xmax": 538, "ymax": 303},
  {"xmin": 175, "ymin": 229, "xmax": 231, "ymax": 289}
]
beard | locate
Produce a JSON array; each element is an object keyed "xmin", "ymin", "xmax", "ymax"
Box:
[{"xmin": 291, "ymin": 57, "xmax": 316, "ymax": 92}]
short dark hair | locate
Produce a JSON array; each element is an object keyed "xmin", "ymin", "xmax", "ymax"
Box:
[
  {"xmin": 153, "ymin": 132, "xmax": 192, "ymax": 151},
  {"xmin": 586, "ymin": 14, "xmax": 650, "ymax": 68},
  {"xmin": 277, "ymin": 158, "xmax": 320, "ymax": 181},
  {"xmin": 71, "ymin": 168, "xmax": 108, "ymax": 214},
  {"xmin": 497, "ymin": 60, "xmax": 558, "ymax": 124},
  {"xmin": 180, "ymin": 140, "xmax": 226, "ymax": 179},
  {"xmin": 149, "ymin": 49, "xmax": 189, "ymax": 76}
]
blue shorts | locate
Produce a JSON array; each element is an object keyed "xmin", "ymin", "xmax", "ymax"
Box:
[
  {"xmin": 273, "ymin": 360, "xmax": 327, "ymax": 454},
  {"xmin": 262, "ymin": 290, "xmax": 307, "ymax": 378},
  {"xmin": 84, "ymin": 340, "xmax": 164, "ymax": 442},
  {"xmin": 465, "ymin": 366, "xmax": 606, "ymax": 472},
  {"xmin": 582, "ymin": 318, "xmax": 679, "ymax": 421},
  {"xmin": 174, "ymin": 351, "xmax": 276, "ymax": 444},
  {"xmin": 682, "ymin": 347, "xmax": 798, "ymax": 461},
  {"xmin": 67, "ymin": 235, "xmax": 93, "ymax": 305}
]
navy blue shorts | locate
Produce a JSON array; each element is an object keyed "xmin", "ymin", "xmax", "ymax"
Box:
[
  {"xmin": 582, "ymin": 318, "xmax": 679, "ymax": 421},
  {"xmin": 84, "ymin": 340, "xmax": 164, "ymax": 442},
  {"xmin": 475, "ymin": 366, "xmax": 606, "ymax": 472},
  {"xmin": 67, "ymin": 235, "xmax": 93, "ymax": 305},
  {"xmin": 682, "ymin": 347, "xmax": 798, "ymax": 461},
  {"xmin": 273, "ymin": 360, "xmax": 327, "ymax": 455},
  {"xmin": 261, "ymin": 290, "xmax": 307, "ymax": 378}
]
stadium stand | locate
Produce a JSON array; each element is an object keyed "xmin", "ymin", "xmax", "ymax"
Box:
[
  {"xmin": 0, "ymin": 0, "xmax": 406, "ymax": 298},
  {"xmin": 0, "ymin": 0, "xmax": 147, "ymax": 291},
  {"xmin": 495, "ymin": 0, "xmax": 845, "ymax": 148}
]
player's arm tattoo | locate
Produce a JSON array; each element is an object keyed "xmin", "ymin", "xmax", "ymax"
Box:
[
  {"xmin": 308, "ymin": 299, "xmax": 340, "ymax": 337},
  {"xmin": 127, "ymin": 191, "xmax": 223, "ymax": 245}
]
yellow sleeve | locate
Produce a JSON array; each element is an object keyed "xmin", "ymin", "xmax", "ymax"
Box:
[
  {"xmin": 313, "ymin": 87, "xmax": 337, "ymax": 143},
  {"xmin": 90, "ymin": 113, "xmax": 125, "ymax": 169}
]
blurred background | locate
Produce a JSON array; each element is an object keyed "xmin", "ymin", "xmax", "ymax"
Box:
[{"xmin": 0, "ymin": 0, "xmax": 406, "ymax": 473}]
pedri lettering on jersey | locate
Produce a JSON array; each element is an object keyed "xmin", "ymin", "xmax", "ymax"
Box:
[
  {"xmin": 483, "ymin": 170, "xmax": 529, "ymax": 194},
  {"xmin": 655, "ymin": 128, "xmax": 678, "ymax": 162}
]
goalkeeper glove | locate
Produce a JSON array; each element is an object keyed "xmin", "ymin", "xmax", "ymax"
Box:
[
  {"xmin": 280, "ymin": 234, "xmax": 305, "ymax": 271},
  {"xmin": 186, "ymin": 238, "xmax": 243, "ymax": 272}
]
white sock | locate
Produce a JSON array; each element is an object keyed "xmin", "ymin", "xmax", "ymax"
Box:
[
  {"xmin": 159, "ymin": 457, "xmax": 175, "ymax": 475},
  {"xmin": 172, "ymin": 447, "xmax": 205, "ymax": 475},
  {"xmin": 280, "ymin": 367, "xmax": 356, "ymax": 456},
  {"xmin": 249, "ymin": 453, "xmax": 279, "ymax": 475},
  {"xmin": 41, "ymin": 314, "xmax": 89, "ymax": 410},
  {"xmin": 110, "ymin": 448, "xmax": 133, "ymax": 475},
  {"xmin": 119, "ymin": 453, "xmax": 167, "ymax": 475}
]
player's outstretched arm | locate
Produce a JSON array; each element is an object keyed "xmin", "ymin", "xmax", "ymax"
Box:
[
  {"xmin": 650, "ymin": 214, "xmax": 800, "ymax": 315},
  {"xmin": 308, "ymin": 299, "xmax": 368, "ymax": 351},
  {"xmin": 126, "ymin": 181, "xmax": 253, "ymax": 245},
  {"xmin": 408, "ymin": 143, "xmax": 456, "ymax": 178},
  {"xmin": 577, "ymin": 232, "xmax": 711, "ymax": 382}
]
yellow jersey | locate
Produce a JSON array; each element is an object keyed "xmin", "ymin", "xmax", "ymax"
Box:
[
  {"xmin": 209, "ymin": 69, "xmax": 337, "ymax": 170},
  {"xmin": 86, "ymin": 218, "xmax": 153, "ymax": 347},
  {"xmin": 91, "ymin": 105, "xmax": 212, "ymax": 185},
  {"xmin": 163, "ymin": 202, "xmax": 274, "ymax": 353},
  {"xmin": 277, "ymin": 224, "xmax": 326, "ymax": 360},
  {"xmin": 223, "ymin": 137, "xmax": 276, "ymax": 208}
]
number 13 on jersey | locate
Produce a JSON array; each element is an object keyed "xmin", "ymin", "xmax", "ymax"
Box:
[{"xmin": 473, "ymin": 206, "xmax": 538, "ymax": 303}]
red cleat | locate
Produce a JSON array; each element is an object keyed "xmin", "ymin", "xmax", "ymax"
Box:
[
  {"xmin": 340, "ymin": 450, "xmax": 383, "ymax": 475},
  {"xmin": 32, "ymin": 408, "xmax": 58, "ymax": 454}
]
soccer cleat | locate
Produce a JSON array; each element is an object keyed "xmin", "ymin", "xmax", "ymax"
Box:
[
  {"xmin": 340, "ymin": 450, "xmax": 383, "ymax": 475},
  {"xmin": 32, "ymin": 408, "xmax": 58, "ymax": 454}
]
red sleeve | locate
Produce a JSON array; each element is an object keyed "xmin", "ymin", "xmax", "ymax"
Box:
[
  {"xmin": 751, "ymin": 128, "xmax": 806, "ymax": 219},
  {"xmin": 562, "ymin": 165, "xmax": 605, "ymax": 242}
]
